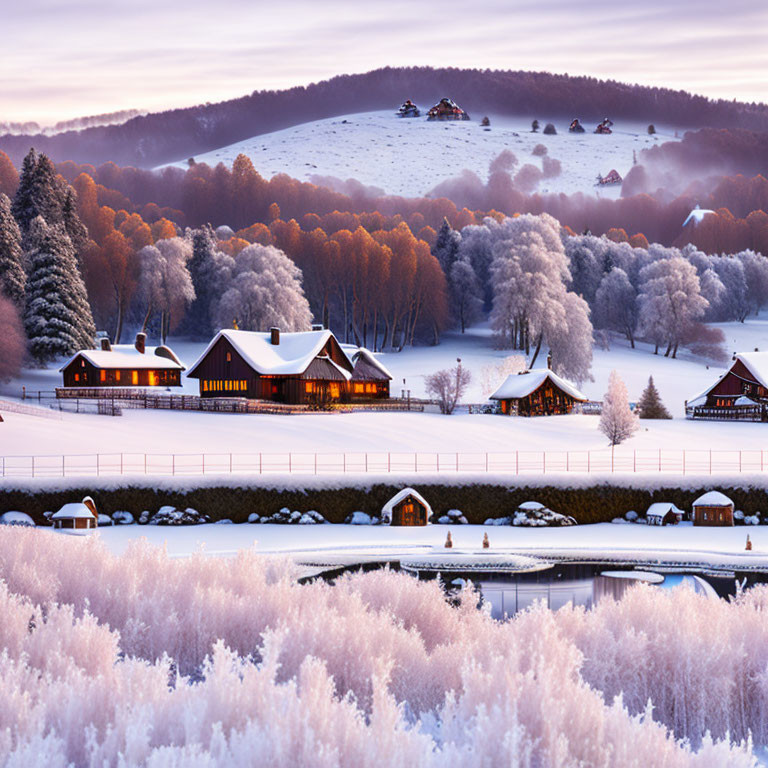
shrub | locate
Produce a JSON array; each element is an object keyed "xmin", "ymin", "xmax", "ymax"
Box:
[{"xmin": 542, "ymin": 122, "xmax": 557, "ymax": 135}]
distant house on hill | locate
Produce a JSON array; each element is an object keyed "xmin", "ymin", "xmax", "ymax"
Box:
[
  {"xmin": 687, "ymin": 352, "xmax": 768, "ymax": 420},
  {"xmin": 187, "ymin": 327, "xmax": 390, "ymax": 405},
  {"xmin": 60, "ymin": 333, "xmax": 185, "ymax": 388},
  {"xmin": 489, "ymin": 369, "xmax": 587, "ymax": 416}
]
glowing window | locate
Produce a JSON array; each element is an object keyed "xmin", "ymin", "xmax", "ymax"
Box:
[
  {"xmin": 100, "ymin": 370, "xmax": 106, "ymax": 382},
  {"xmin": 226, "ymin": 352, "xmax": 232, "ymax": 362},
  {"xmin": 132, "ymin": 371, "xmax": 138, "ymax": 385}
]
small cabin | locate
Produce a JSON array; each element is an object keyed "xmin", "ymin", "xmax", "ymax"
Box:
[
  {"xmin": 646, "ymin": 502, "xmax": 685, "ymax": 526},
  {"xmin": 381, "ymin": 488, "xmax": 431, "ymax": 527},
  {"xmin": 51, "ymin": 496, "xmax": 98, "ymax": 533},
  {"xmin": 692, "ymin": 491, "xmax": 734, "ymax": 527},
  {"xmin": 349, "ymin": 348, "xmax": 392, "ymax": 399},
  {"xmin": 60, "ymin": 334, "xmax": 185, "ymax": 388},
  {"xmin": 489, "ymin": 368, "xmax": 587, "ymax": 416},
  {"xmin": 687, "ymin": 353, "xmax": 768, "ymax": 419}
]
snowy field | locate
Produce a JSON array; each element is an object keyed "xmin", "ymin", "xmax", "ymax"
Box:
[
  {"xmin": 0, "ymin": 314, "xmax": 765, "ymax": 459},
  {"xmin": 88, "ymin": 520, "xmax": 768, "ymax": 572},
  {"xmin": 160, "ymin": 110, "xmax": 679, "ymax": 199}
]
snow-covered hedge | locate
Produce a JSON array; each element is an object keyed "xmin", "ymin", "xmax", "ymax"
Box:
[
  {"xmin": 485, "ymin": 501, "xmax": 576, "ymax": 527},
  {"xmin": 0, "ymin": 511, "xmax": 34, "ymax": 527},
  {"xmin": 431, "ymin": 509, "xmax": 468, "ymax": 525},
  {"xmin": 250, "ymin": 507, "xmax": 328, "ymax": 525},
  {"xmin": 0, "ymin": 527, "xmax": 758, "ymax": 766}
]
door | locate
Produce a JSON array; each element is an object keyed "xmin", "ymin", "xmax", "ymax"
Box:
[{"xmin": 395, "ymin": 500, "xmax": 425, "ymax": 526}]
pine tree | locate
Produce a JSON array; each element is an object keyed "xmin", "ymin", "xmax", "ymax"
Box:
[
  {"xmin": 61, "ymin": 187, "xmax": 89, "ymax": 258},
  {"xmin": 599, "ymin": 370, "xmax": 638, "ymax": 446},
  {"xmin": 0, "ymin": 193, "xmax": 25, "ymax": 306},
  {"xmin": 12, "ymin": 150, "xmax": 66, "ymax": 238},
  {"xmin": 637, "ymin": 376, "xmax": 672, "ymax": 419},
  {"xmin": 185, "ymin": 224, "xmax": 219, "ymax": 337},
  {"xmin": 24, "ymin": 216, "xmax": 95, "ymax": 362},
  {"xmin": 432, "ymin": 218, "xmax": 461, "ymax": 274}
]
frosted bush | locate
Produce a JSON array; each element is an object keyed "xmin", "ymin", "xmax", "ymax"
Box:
[
  {"xmin": 625, "ymin": 510, "xmax": 639, "ymax": 522},
  {"xmin": 111, "ymin": 510, "xmax": 134, "ymax": 525},
  {"xmin": 0, "ymin": 511, "xmax": 35, "ymax": 526},
  {"xmin": 0, "ymin": 527, "xmax": 760, "ymax": 766}
]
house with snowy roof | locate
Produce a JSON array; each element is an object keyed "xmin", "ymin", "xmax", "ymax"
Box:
[
  {"xmin": 645, "ymin": 502, "xmax": 685, "ymax": 526},
  {"xmin": 187, "ymin": 326, "xmax": 391, "ymax": 405},
  {"xmin": 686, "ymin": 352, "xmax": 768, "ymax": 419},
  {"xmin": 51, "ymin": 496, "xmax": 98, "ymax": 534},
  {"xmin": 60, "ymin": 333, "xmax": 185, "ymax": 388},
  {"xmin": 692, "ymin": 491, "xmax": 734, "ymax": 527},
  {"xmin": 489, "ymin": 368, "xmax": 587, "ymax": 416},
  {"xmin": 381, "ymin": 488, "xmax": 432, "ymax": 526}
]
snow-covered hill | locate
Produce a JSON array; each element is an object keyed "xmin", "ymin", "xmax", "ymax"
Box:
[{"xmin": 160, "ymin": 110, "xmax": 681, "ymax": 199}]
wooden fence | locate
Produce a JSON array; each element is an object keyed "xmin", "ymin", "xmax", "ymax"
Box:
[{"xmin": 2, "ymin": 449, "xmax": 768, "ymax": 478}]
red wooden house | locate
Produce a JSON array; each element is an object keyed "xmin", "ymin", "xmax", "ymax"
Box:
[
  {"xmin": 687, "ymin": 353, "xmax": 768, "ymax": 418},
  {"xmin": 187, "ymin": 327, "xmax": 390, "ymax": 405},
  {"xmin": 489, "ymin": 369, "xmax": 587, "ymax": 416},
  {"xmin": 60, "ymin": 334, "xmax": 185, "ymax": 388}
]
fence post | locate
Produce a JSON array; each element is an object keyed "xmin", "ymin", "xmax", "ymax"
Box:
[
  {"xmin": 633, "ymin": 450, "xmax": 636, "ymax": 473},
  {"xmin": 260, "ymin": 453, "xmax": 262, "ymax": 474},
  {"xmin": 289, "ymin": 453, "xmax": 292, "ymax": 473},
  {"xmin": 97, "ymin": 454, "xmax": 100, "ymax": 476},
  {"xmin": 710, "ymin": 449, "xmax": 712, "ymax": 475},
  {"xmin": 144, "ymin": 454, "xmax": 147, "ymax": 474},
  {"xmin": 683, "ymin": 450, "xmax": 686, "ymax": 475},
  {"xmin": 456, "ymin": 452, "xmax": 459, "ymax": 472},
  {"xmin": 543, "ymin": 452, "xmax": 546, "ymax": 474},
  {"xmin": 516, "ymin": 451, "xmax": 519, "ymax": 475},
  {"xmin": 32, "ymin": 456, "xmax": 35, "ymax": 478},
  {"xmin": 229, "ymin": 453, "xmax": 233, "ymax": 473},
  {"xmin": 61, "ymin": 455, "xmax": 64, "ymax": 477},
  {"xmin": 202, "ymin": 454, "xmax": 205, "ymax": 474},
  {"xmin": 486, "ymin": 452, "xmax": 489, "ymax": 472},
  {"xmin": 172, "ymin": 454, "xmax": 175, "ymax": 475},
  {"xmin": 658, "ymin": 449, "xmax": 661, "ymax": 472},
  {"xmin": 314, "ymin": 453, "xmax": 317, "ymax": 474},
  {"xmin": 343, "ymin": 453, "xmax": 346, "ymax": 473}
]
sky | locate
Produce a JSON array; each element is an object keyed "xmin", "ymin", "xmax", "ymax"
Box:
[{"xmin": 2, "ymin": 0, "xmax": 767, "ymax": 125}]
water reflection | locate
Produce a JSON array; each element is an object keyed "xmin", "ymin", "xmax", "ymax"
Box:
[{"xmin": 472, "ymin": 564, "xmax": 726, "ymax": 621}]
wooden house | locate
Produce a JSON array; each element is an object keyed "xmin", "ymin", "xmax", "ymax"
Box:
[
  {"xmin": 687, "ymin": 353, "xmax": 768, "ymax": 418},
  {"xmin": 60, "ymin": 334, "xmax": 185, "ymax": 388},
  {"xmin": 187, "ymin": 327, "xmax": 364, "ymax": 405},
  {"xmin": 349, "ymin": 348, "xmax": 392, "ymax": 399},
  {"xmin": 646, "ymin": 502, "xmax": 685, "ymax": 526},
  {"xmin": 51, "ymin": 496, "xmax": 98, "ymax": 533},
  {"xmin": 692, "ymin": 491, "xmax": 734, "ymax": 527},
  {"xmin": 489, "ymin": 369, "xmax": 587, "ymax": 416},
  {"xmin": 381, "ymin": 488, "xmax": 432, "ymax": 526}
]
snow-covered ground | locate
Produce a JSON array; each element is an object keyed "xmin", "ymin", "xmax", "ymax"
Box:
[
  {"xmin": 64, "ymin": 521, "xmax": 768, "ymax": 575},
  {"xmin": 159, "ymin": 110, "xmax": 679, "ymax": 199},
  {"xmin": 0, "ymin": 315, "xmax": 765, "ymax": 459}
]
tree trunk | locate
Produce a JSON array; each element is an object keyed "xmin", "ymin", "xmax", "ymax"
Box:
[
  {"xmin": 141, "ymin": 302, "xmax": 153, "ymax": 334},
  {"xmin": 114, "ymin": 297, "xmax": 124, "ymax": 344},
  {"xmin": 529, "ymin": 333, "xmax": 543, "ymax": 369}
]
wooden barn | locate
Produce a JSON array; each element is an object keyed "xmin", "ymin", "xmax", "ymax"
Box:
[
  {"xmin": 687, "ymin": 353, "xmax": 768, "ymax": 419},
  {"xmin": 381, "ymin": 488, "xmax": 432, "ymax": 526},
  {"xmin": 489, "ymin": 369, "xmax": 587, "ymax": 416},
  {"xmin": 187, "ymin": 327, "xmax": 390, "ymax": 405},
  {"xmin": 60, "ymin": 334, "xmax": 185, "ymax": 388},
  {"xmin": 692, "ymin": 491, "xmax": 734, "ymax": 527}
]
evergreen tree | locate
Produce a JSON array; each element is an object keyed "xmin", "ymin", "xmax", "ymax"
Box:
[
  {"xmin": 637, "ymin": 376, "xmax": 672, "ymax": 419},
  {"xmin": 61, "ymin": 187, "xmax": 89, "ymax": 258},
  {"xmin": 24, "ymin": 216, "xmax": 95, "ymax": 362},
  {"xmin": 12, "ymin": 150, "xmax": 66, "ymax": 238},
  {"xmin": 432, "ymin": 218, "xmax": 461, "ymax": 275},
  {"xmin": 0, "ymin": 193, "xmax": 25, "ymax": 306},
  {"xmin": 184, "ymin": 224, "xmax": 219, "ymax": 337}
]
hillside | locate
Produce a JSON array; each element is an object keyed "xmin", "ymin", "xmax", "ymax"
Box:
[
  {"xmin": 162, "ymin": 110, "xmax": 680, "ymax": 199},
  {"xmin": 1, "ymin": 66, "xmax": 766, "ymax": 169}
]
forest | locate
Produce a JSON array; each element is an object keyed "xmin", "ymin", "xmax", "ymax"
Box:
[
  {"xmin": 4, "ymin": 143, "xmax": 768, "ymax": 389},
  {"xmin": 2, "ymin": 66, "xmax": 768, "ymax": 168}
]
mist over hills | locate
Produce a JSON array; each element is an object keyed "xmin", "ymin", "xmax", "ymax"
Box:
[{"xmin": 1, "ymin": 66, "xmax": 767, "ymax": 169}]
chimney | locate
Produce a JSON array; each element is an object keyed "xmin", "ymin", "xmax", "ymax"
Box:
[
  {"xmin": 546, "ymin": 353, "xmax": 552, "ymax": 369},
  {"xmin": 270, "ymin": 327, "xmax": 280, "ymax": 345},
  {"xmin": 311, "ymin": 323, "xmax": 324, "ymax": 332},
  {"xmin": 135, "ymin": 332, "xmax": 146, "ymax": 354},
  {"xmin": 100, "ymin": 337, "xmax": 111, "ymax": 352}
]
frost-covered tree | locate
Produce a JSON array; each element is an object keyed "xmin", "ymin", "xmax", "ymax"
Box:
[
  {"xmin": 137, "ymin": 237, "xmax": 195, "ymax": 343},
  {"xmin": 425, "ymin": 360, "xmax": 471, "ymax": 414},
  {"xmin": 212, "ymin": 243, "xmax": 311, "ymax": 332},
  {"xmin": 449, "ymin": 257, "xmax": 483, "ymax": 332},
  {"xmin": 184, "ymin": 224, "xmax": 220, "ymax": 337},
  {"xmin": 455, "ymin": 220, "xmax": 495, "ymax": 309},
  {"xmin": 594, "ymin": 268, "xmax": 638, "ymax": 347},
  {"xmin": 736, "ymin": 250, "xmax": 768, "ymax": 319},
  {"xmin": 637, "ymin": 375, "xmax": 672, "ymax": 419},
  {"xmin": 710, "ymin": 255, "xmax": 747, "ymax": 321},
  {"xmin": 564, "ymin": 235, "xmax": 608, "ymax": 305},
  {"xmin": 488, "ymin": 214, "xmax": 593, "ymax": 380},
  {"xmin": 0, "ymin": 295, "xmax": 25, "ymax": 381},
  {"xmin": 23, "ymin": 216, "xmax": 95, "ymax": 362},
  {"xmin": 637, "ymin": 256, "xmax": 708, "ymax": 357},
  {"xmin": 0, "ymin": 193, "xmax": 25, "ymax": 306},
  {"xmin": 599, "ymin": 370, "xmax": 638, "ymax": 446},
  {"xmin": 12, "ymin": 150, "xmax": 66, "ymax": 238}
]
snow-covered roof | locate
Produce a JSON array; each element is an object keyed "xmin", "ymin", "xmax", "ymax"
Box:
[
  {"xmin": 646, "ymin": 502, "xmax": 684, "ymax": 518},
  {"xmin": 352, "ymin": 347, "xmax": 393, "ymax": 380},
  {"xmin": 187, "ymin": 329, "xmax": 353, "ymax": 378},
  {"xmin": 489, "ymin": 369, "xmax": 587, "ymax": 402},
  {"xmin": 688, "ymin": 352, "xmax": 768, "ymax": 403},
  {"xmin": 381, "ymin": 488, "xmax": 433, "ymax": 521},
  {"xmin": 59, "ymin": 344, "xmax": 184, "ymax": 371},
  {"xmin": 692, "ymin": 491, "xmax": 733, "ymax": 508},
  {"xmin": 52, "ymin": 502, "xmax": 97, "ymax": 520},
  {"xmin": 733, "ymin": 395, "xmax": 755, "ymax": 407}
]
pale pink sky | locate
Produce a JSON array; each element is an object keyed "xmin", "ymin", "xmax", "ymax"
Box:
[{"xmin": 3, "ymin": 0, "xmax": 766, "ymax": 124}]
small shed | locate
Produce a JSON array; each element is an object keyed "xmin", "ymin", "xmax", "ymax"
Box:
[
  {"xmin": 52, "ymin": 496, "xmax": 98, "ymax": 533},
  {"xmin": 692, "ymin": 491, "xmax": 734, "ymax": 527},
  {"xmin": 381, "ymin": 488, "xmax": 432, "ymax": 526},
  {"xmin": 646, "ymin": 502, "xmax": 685, "ymax": 526}
]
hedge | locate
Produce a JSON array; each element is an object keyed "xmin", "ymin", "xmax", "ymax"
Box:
[{"xmin": 2, "ymin": 481, "xmax": 767, "ymax": 526}]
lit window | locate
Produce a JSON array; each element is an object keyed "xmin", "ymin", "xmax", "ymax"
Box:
[
  {"xmin": 203, "ymin": 381, "xmax": 208, "ymax": 392},
  {"xmin": 74, "ymin": 373, "xmax": 79, "ymax": 382},
  {"xmin": 305, "ymin": 382, "xmax": 314, "ymax": 393},
  {"xmin": 132, "ymin": 371, "xmax": 139, "ymax": 385},
  {"xmin": 226, "ymin": 352, "xmax": 232, "ymax": 362},
  {"xmin": 148, "ymin": 371, "xmax": 159, "ymax": 386},
  {"xmin": 354, "ymin": 383, "xmax": 364, "ymax": 393},
  {"xmin": 116, "ymin": 371, "xmax": 121, "ymax": 381},
  {"xmin": 100, "ymin": 370, "xmax": 106, "ymax": 382}
]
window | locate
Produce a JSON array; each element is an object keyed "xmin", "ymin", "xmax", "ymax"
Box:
[
  {"xmin": 365, "ymin": 383, "xmax": 374, "ymax": 394},
  {"xmin": 226, "ymin": 352, "xmax": 232, "ymax": 362},
  {"xmin": 132, "ymin": 370, "xmax": 139, "ymax": 385},
  {"xmin": 115, "ymin": 371, "xmax": 121, "ymax": 382},
  {"xmin": 100, "ymin": 370, "xmax": 106, "ymax": 382},
  {"xmin": 80, "ymin": 359, "xmax": 85, "ymax": 368},
  {"xmin": 305, "ymin": 382, "xmax": 314, "ymax": 393},
  {"xmin": 74, "ymin": 373, "xmax": 79, "ymax": 382},
  {"xmin": 148, "ymin": 371, "xmax": 159, "ymax": 386},
  {"xmin": 203, "ymin": 381, "xmax": 208, "ymax": 392},
  {"xmin": 354, "ymin": 383, "xmax": 364, "ymax": 394},
  {"xmin": 330, "ymin": 383, "xmax": 340, "ymax": 399}
]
